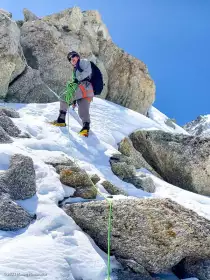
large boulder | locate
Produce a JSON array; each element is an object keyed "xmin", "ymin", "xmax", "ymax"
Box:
[
  {"xmin": 0, "ymin": 154, "xmax": 36, "ymax": 200},
  {"xmin": 7, "ymin": 66, "xmax": 55, "ymax": 103},
  {"xmin": 130, "ymin": 130, "xmax": 210, "ymax": 195},
  {"xmin": 0, "ymin": 12, "xmax": 26, "ymax": 98},
  {"xmin": 64, "ymin": 198, "xmax": 210, "ymax": 273},
  {"xmin": 0, "ymin": 194, "xmax": 34, "ymax": 231}
]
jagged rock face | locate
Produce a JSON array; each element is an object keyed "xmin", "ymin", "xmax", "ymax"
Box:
[
  {"xmin": 2, "ymin": 7, "xmax": 155, "ymax": 113},
  {"xmin": 130, "ymin": 130, "xmax": 210, "ymax": 195},
  {"xmin": 64, "ymin": 198, "xmax": 210, "ymax": 273},
  {"xmin": 23, "ymin": 8, "xmax": 39, "ymax": 22},
  {"xmin": 6, "ymin": 66, "xmax": 56, "ymax": 103},
  {"xmin": 99, "ymin": 40, "xmax": 155, "ymax": 114},
  {"xmin": 184, "ymin": 115, "xmax": 210, "ymax": 137},
  {"xmin": 0, "ymin": 9, "xmax": 12, "ymax": 18},
  {"xmin": 20, "ymin": 20, "xmax": 70, "ymax": 94},
  {"xmin": 0, "ymin": 11, "xmax": 26, "ymax": 98}
]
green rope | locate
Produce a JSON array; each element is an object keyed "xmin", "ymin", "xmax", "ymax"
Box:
[{"xmin": 64, "ymin": 81, "xmax": 78, "ymax": 104}]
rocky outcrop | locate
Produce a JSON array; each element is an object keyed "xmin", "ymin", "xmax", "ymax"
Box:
[
  {"xmin": 0, "ymin": 11, "xmax": 26, "ymax": 98},
  {"xmin": 0, "ymin": 9, "xmax": 12, "ymax": 18},
  {"xmin": 118, "ymin": 137, "xmax": 160, "ymax": 176},
  {"xmin": 130, "ymin": 130, "xmax": 210, "ymax": 195},
  {"xmin": 3, "ymin": 7, "xmax": 155, "ymax": 113},
  {"xmin": 0, "ymin": 154, "xmax": 36, "ymax": 200},
  {"xmin": 64, "ymin": 198, "xmax": 210, "ymax": 273},
  {"xmin": 23, "ymin": 8, "xmax": 39, "ymax": 22},
  {"xmin": 0, "ymin": 194, "xmax": 34, "ymax": 231},
  {"xmin": 99, "ymin": 39, "xmax": 155, "ymax": 114},
  {"xmin": 101, "ymin": 180, "xmax": 127, "ymax": 196},
  {"xmin": 60, "ymin": 169, "xmax": 97, "ymax": 199},
  {"xmin": 6, "ymin": 66, "xmax": 55, "ymax": 103}
]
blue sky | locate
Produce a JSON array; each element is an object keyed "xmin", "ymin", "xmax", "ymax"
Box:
[{"xmin": 1, "ymin": 0, "xmax": 210, "ymax": 124}]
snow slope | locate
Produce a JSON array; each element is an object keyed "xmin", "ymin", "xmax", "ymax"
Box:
[{"xmin": 0, "ymin": 98, "xmax": 205, "ymax": 280}]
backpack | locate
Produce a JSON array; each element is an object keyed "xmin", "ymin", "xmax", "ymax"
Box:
[
  {"xmin": 77, "ymin": 60, "xmax": 104, "ymax": 95},
  {"xmin": 90, "ymin": 62, "xmax": 104, "ymax": 95}
]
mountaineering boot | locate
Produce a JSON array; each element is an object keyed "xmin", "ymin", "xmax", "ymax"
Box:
[
  {"xmin": 50, "ymin": 110, "xmax": 66, "ymax": 127},
  {"xmin": 79, "ymin": 122, "xmax": 90, "ymax": 137}
]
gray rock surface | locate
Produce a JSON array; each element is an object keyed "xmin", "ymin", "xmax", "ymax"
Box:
[
  {"xmin": 118, "ymin": 258, "xmax": 152, "ymax": 279},
  {"xmin": 0, "ymin": 126, "xmax": 13, "ymax": 143},
  {"xmin": 0, "ymin": 12, "xmax": 26, "ymax": 98},
  {"xmin": 99, "ymin": 39, "xmax": 155, "ymax": 114},
  {"xmin": 44, "ymin": 155, "xmax": 75, "ymax": 168},
  {"xmin": 23, "ymin": 8, "xmax": 39, "ymax": 22},
  {"xmin": 118, "ymin": 137, "xmax": 161, "ymax": 177},
  {"xmin": 128, "ymin": 172, "xmax": 156, "ymax": 193},
  {"xmin": 179, "ymin": 258, "xmax": 210, "ymax": 280},
  {"xmin": 130, "ymin": 130, "xmax": 210, "ymax": 195},
  {"xmin": 7, "ymin": 66, "xmax": 55, "ymax": 103},
  {"xmin": 0, "ymin": 115, "xmax": 21, "ymax": 137},
  {"xmin": 101, "ymin": 181, "xmax": 127, "ymax": 196},
  {"xmin": 0, "ymin": 107, "xmax": 20, "ymax": 118},
  {"xmin": 60, "ymin": 169, "xmax": 97, "ymax": 199},
  {"xmin": 64, "ymin": 198, "xmax": 210, "ymax": 273},
  {"xmin": 0, "ymin": 194, "xmax": 34, "ymax": 231},
  {"xmin": 5, "ymin": 7, "xmax": 155, "ymax": 113},
  {"xmin": 0, "ymin": 154, "xmax": 36, "ymax": 200},
  {"xmin": 110, "ymin": 155, "xmax": 136, "ymax": 180},
  {"xmin": 0, "ymin": 9, "xmax": 12, "ymax": 18},
  {"xmin": 90, "ymin": 174, "xmax": 101, "ymax": 185}
]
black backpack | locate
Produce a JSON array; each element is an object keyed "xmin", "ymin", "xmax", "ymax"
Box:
[{"xmin": 90, "ymin": 62, "xmax": 104, "ymax": 95}]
